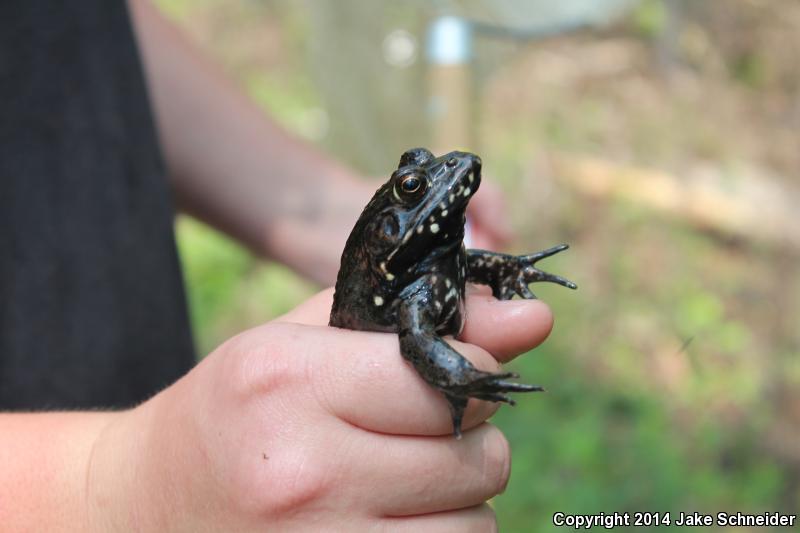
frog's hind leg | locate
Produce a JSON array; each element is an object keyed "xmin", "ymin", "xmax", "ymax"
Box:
[{"xmin": 398, "ymin": 293, "xmax": 543, "ymax": 438}]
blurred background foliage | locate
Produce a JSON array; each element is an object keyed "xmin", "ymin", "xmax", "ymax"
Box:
[{"xmin": 157, "ymin": 0, "xmax": 799, "ymax": 529}]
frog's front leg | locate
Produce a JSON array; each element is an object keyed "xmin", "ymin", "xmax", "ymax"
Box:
[
  {"xmin": 467, "ymin": 244, "xmax": 577, "ymax": 300},
  {"xmin": 396, "ymin": 279, "xmax": 542, "ymax": 438}
]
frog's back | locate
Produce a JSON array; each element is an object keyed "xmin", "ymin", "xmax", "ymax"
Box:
[{"xmin": 330, "ymin": 231, "xmax": 399, "ymax": 332}]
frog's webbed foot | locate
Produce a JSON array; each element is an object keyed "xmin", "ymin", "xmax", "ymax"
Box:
[
  {"xmin": 514, "ymin": 244, "xmax": 577, "ymax": 298},
  {"xmin": 468, "ymin": 244, "xmax": 577, "ymax": 300},
  {"xmin": 443, "ymin": 370, "xmax": 543, "ymax": 439}
]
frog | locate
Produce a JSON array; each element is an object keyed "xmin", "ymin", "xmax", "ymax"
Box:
[{"xmin": 330, "ymin": 147, "xmax": 576, "ymax": 438}]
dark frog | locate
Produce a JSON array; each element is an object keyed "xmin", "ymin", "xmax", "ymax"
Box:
[{"xmin": 330, "ymin": 148, "xmax": 576, "ymax": 437}]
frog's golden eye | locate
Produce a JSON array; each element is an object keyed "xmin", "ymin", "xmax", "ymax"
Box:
[{"xmin": 399, "ymin": 175, "xmax": 424, "ymax": 195}]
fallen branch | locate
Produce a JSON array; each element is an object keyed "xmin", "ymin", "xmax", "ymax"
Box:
[{"xmin": 550, "ymin": 153, "xmax": 800, "ymax": 249}]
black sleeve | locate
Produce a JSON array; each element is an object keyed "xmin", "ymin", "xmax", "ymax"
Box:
[{"xmin": 0, "ymin": 0, "xmax": 196, "ymax": 409}]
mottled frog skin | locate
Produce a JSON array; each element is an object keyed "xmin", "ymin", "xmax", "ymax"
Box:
[{"xmin": 330, "ymin": 148, "xmax": 576, "ymax": 437}]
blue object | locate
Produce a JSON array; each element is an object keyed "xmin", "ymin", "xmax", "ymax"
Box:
[{"xmin": 427, "ymin": 16, "xmax": 472, "ymax": 65}]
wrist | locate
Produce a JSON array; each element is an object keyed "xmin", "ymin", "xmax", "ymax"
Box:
[
  {"xmin": 85, "ymin": 400, "xmax": 169, "ymax": 531},
  {"xmin": 86, "ymin": 378, "xmax": 212, "ymax": 532}
]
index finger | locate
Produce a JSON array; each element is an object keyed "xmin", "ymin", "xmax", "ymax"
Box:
[{"xmin": 255, "ymin": 321, "xmax": 503, "ymax": 436}]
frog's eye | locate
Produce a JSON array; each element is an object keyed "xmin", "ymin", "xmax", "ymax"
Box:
[
  {"xmin": 401, "ymin": 176, "xmax": 422, "ymax": 193},
  {"xmin": 397, "ymin": 174, "xmax": 426, "ymax": 197}
]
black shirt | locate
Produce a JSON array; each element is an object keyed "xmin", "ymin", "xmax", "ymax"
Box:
[{"xmin": 0, "ymin": 1, "xmax": 196, "ymax": 409}]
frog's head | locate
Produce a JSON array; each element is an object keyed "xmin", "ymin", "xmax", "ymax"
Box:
[{"xmin": 361, "ymin": 147, "xmax": 481, "ymax": 282}]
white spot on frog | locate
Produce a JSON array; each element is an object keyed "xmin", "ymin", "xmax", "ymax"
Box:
[
  {"xmin": 430, "ymin": 223, "xmax": 440, "ymax": 234},
  {"xmin": 380, "ymin": 261, "xmax": 396, "ymax": 281},
  {"xmin": 373, "ymin": 295, "xmax": 384, "ymax": 306}
]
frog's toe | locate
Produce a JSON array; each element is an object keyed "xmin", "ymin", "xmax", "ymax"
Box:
[
  {"xmin": 472, "ymin": 370, "xmax": 518, "ymax": 382},
  {"xmin": 542, "ymin": 272, "xmax": 577, "ymax": 290},
  {"xmin": 473, "ymin": 392, "xmax": 516, "ymax": 405},
  {"xmin": 493, "ymin": 283, "xmax": 517, "ymax": 300},
  {"xmin": 515, "ymin": 279, "xmax": 537, "ymax": 299},
  {"xmin": 444, "ymin": 394, "xmax": 468, "ymax": 439},
  {"xmin": 467, "ymin": 370, "xmax": 544, "ymax": 395},
  {"xmin": 522, "ymin": 243, "xmax": 570, "ymax": 263},
  {"xmin": 482, "ymin": 379, "xmax": 544, "ymax": 394},
  {"xmin": 523, "ymin": 266, "xmax": 577, "ymax": 290}
]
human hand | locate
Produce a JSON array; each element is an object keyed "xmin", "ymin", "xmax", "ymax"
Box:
[
  {"xmin": 86, "ymin": 289, "xmax": 552, "ymax": 531},
  {"xmin": 466, "ymin": 180, "xmax": 514, "ymax": 250},
  {"xmin": 261, "ymin": 178, "xmax": 373, "ymax": 287}
]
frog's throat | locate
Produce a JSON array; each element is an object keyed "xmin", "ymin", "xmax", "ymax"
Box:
[{"xmin": 402, "ymin": 167, "xmax": 477, "ymax": 242}]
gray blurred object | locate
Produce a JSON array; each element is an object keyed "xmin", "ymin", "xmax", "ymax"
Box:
[{"xmin": 304, "ymin": 0, "xmax": 641, "ymax": 175}]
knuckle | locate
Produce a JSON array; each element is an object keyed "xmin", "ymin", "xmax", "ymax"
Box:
[
  {"xmin": 241, "ymin": 444, "xmax": 334, "ymax": 518},
  {"xmin": 482, "ymin": 426, "xmax": 511, "ymax": 496},
  {"xmin": 272, "ymin": 452, "xmax": 333, "ymax": 513},
  {"xmin": 221, "ymin": 323, "xmax": 303, "ymax": 400}
]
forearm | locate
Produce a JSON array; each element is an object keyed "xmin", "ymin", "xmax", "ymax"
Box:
[
  {"xmin": 0, "ymin": 395, "xmax": 198, "ymax": 531},
  {"xmin": 0, "ymin": 412, "xmax": 115, "ymax": 531},
  {"xmin": 128, "ymin": 0, "xmax": 370, "ymax": 283}
]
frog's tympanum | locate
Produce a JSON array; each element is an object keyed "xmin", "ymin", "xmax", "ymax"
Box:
[{"xmin": 330, "ymin": 148, "xmax": 576, "ymax": 438}]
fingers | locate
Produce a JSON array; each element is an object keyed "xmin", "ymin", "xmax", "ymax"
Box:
[
  {"xmin": 275, "ymin": 287, "xmax": 553, "ymax": 435},
  {"xmin": 349, "ymin": 424, "xmax": 509, "ymax": 517},
  {"xmin": 459, "ymin": 292, "xmax": 553, "ymax": 362},
  {"xmin": 296, "ymin": 323, "xmax": 501, "ymax": 436},
  {"xmin": 467, "ymin": 181, "xmax": 513, "ymax": 248},
  {"xmin": 382, "ymin": 503, "xmax": 497, "ymax": 532}
]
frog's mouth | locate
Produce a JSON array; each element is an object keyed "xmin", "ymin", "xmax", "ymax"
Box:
[
  {"xmin": 418, "ymin": 154, "xmax": 481, "ymax": 236},
  {"xmin": 437, "ymin": 161, "xmax": 481, "ymax": 217}
]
